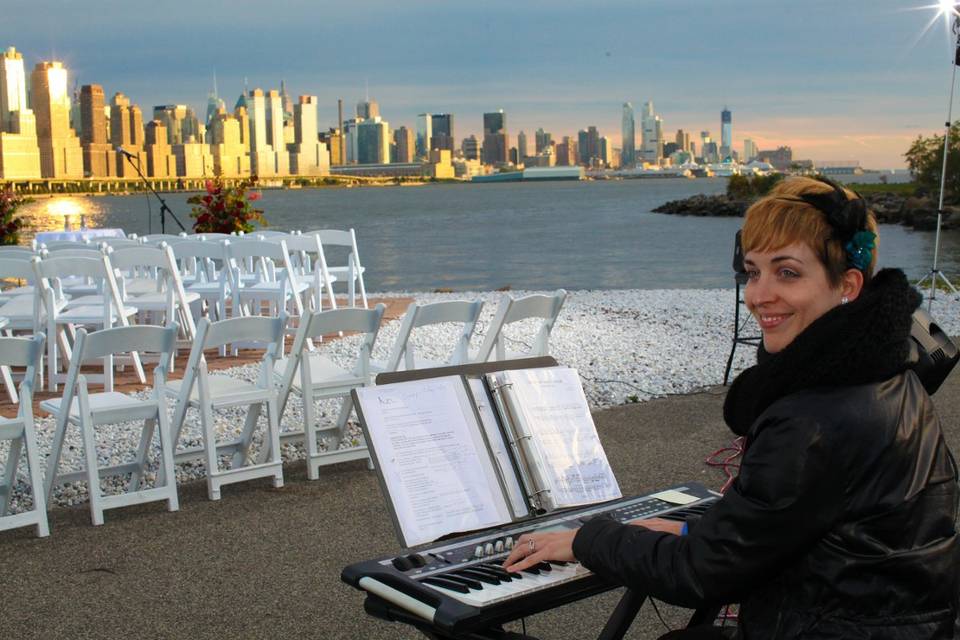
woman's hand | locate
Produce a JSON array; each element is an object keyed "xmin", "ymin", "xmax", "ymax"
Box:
[
  {"xmin": 630, "ymin": 517, "xmax": 684, "ymax": 535},
  {"xmin": 502, "ymin": 529, "xmax": 578, "ymax": 573}
]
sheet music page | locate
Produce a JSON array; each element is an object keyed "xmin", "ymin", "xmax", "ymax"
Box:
[
  {"xmin": 467, "ymin": 378, "xmax": 530, "ymax": 518},
  {"xmin": 356, "ymin": 376, "xmax": 511, "ymax": 547},
  {"xmin": 501, "ymin": 367, "xmax": 621, "ymax": 508}
]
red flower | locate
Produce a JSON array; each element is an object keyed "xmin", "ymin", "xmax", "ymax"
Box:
[{"xmin": 248, "ymin": 191, "xmax": 261, "ymax": 201}]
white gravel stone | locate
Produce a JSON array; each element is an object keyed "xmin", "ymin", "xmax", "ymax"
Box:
[{"xmin": 3, "ymin": 288, "xmax": 958, "ymax": 512}]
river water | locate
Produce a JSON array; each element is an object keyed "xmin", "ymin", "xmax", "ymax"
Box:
[{"xmin": 15, "ymin": 178, "xmax": 959, "ymax": 291}]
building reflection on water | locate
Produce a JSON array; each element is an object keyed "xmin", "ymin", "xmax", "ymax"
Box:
[{"xmin": 16, "ymin": 196, "xmax": 106, "ymax": 241}]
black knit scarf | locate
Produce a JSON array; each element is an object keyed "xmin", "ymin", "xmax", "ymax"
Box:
[{"xmin": 723, "ymin": 268, "xmax": 922, "ymax": 436}]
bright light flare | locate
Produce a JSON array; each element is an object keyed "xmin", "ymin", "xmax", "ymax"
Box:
[
  {"xmin": 46, "ymin": 199, "xmax": 83, "ymax": 218},
  {"xmin": 940, "ymin": 0, "xmax": 959, "ymax": 17}
]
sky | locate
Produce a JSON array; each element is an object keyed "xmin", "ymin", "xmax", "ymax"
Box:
[{"xmin": 5, "ymin": 0, "xmax": 959, "ymax": 168}]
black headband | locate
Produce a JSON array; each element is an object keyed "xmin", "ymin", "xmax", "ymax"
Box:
[{"xmin": 796, "ymin": 176, "xmax": 868, "ymax": 244}]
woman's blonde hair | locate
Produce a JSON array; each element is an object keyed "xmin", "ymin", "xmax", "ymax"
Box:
[{"xmin": 741, "ymin": 176, "xmax": 878, "ymax": 286}]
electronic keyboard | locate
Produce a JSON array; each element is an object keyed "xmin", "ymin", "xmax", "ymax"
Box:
[{"xmin": 341, "ymin": 482, "xmax": 719, "ymax": 636}]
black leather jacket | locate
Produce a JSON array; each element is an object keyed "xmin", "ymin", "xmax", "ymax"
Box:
[{"xmin": 573, "ymin": 270, "xmax": 959, "ymax": 638}]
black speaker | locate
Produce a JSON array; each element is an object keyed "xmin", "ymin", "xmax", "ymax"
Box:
[
  {"xmin": 732, "ymin": 230, "xmax": 745, "ymax": 274},
  {"xmin": 909, "ymin": 308, "xmax": 959, "ymax": 395}
]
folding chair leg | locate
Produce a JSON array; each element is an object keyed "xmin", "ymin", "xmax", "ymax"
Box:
[
  {"xmin": 267, "ymin": 397, "xmax": 283, "ymax": 489},
  {"xmin": 1, "ymin": 365, "xmax": 16, "ymax": 403},
  {"xmin": 22, "ymin": 425, "xmax": 50, "ymax": 537},
  {"xmin": 304, "ymin": 392, "xmax": 320, "ymax": 480},
  {"xmin": 0, "ymin": 437, "xmax": 22, "ymax": 516},
  {"xmin": 44, "ymin": 412, "xmax": 71, "ymax": 500},
  {"xmin": 233, "ymin": 403, "xmax": 262, "ymax": 468},
  {"xmin": 129, "ymin": 417, "xmax": 156, "ymax": 492},
  {"xmin": 155, "ymin": 400, "xmax": 179, "ymax": 513},
  {"xmin": 200, "ymin": 400, "xmax": 221, "ymax": 501},
  {"xmin": 80, "ymin": 421, "xmax": 105, "ymax": 526}
]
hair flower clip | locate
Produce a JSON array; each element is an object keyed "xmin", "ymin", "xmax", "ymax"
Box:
[{"xmin": 845, "ymin": 230, "xmax": 876, "ymax": 271}]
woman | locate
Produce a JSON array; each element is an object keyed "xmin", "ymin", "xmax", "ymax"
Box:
[{"xmin": 504, "ymin": 177, "xmax": 959, "ymax": 638}]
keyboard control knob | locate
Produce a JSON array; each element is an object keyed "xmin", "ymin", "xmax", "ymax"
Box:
[
  {"xmin": 494, "ymin": 540, "xmax": 504, "ymax": 553},
  {"xmin": 505, "ymin": 536, "xmax": 514, "ymax": 550},
  {"xmin": 474, "ymin": 546, "xmax": 484, "ymax": 558},
  {"xmin": 484, "ymin": 543, "xmax": 495, "ymax": 556}
]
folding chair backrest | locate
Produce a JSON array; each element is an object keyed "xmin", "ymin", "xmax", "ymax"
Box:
[
  {"xmin": 0, "ymin": 257, "xmax": 37, "ymax": 281},
  {"xmin": 41, "ymin": 240, "xmax": 92, "ymax": 250},
  {"xmin": 141, "ymin": 234, "xmax": 189, "ymax": 246},
  {"xmin": 225, "ymin": 238, "xmax": 288, "ymax": 262},
  {"xmin": 0, "ymin": 334, "xmax": 45, "ymax": 370},
  {"xmin": 200, "ymin": 315, "xmax": 286, "ymax": 351},
  {"xmin": 101, "ymin": 238, "xmax": 140, "ymax": 248},
  {"xmin": 310, "ymin": 229, "xmax": 354, "ymax": 247},
  {"xmin": 254, "ymin": 230, "xmax": 290, "ymax": 238},
  {"xmin": 172, "ymin": 239, "xmax": 228, "ymax": 261},
  {"xmin": 33, "ymin": 254, "xmax": 112, "ymax": 281},
  {"xmin": 0, "ymin": 246, "xmax": 36, "ymax": 259},
  {"xmin": 385, "ymin": 299, "xmax": 483, "ymax": 372},
  {"xmin": 109, "ymin": 245, "xmax": 170, "ymax": 272},
  {"xmin": 77, "ymin": 324, "xmax": 177, "ymax": 362},
  {"xmin": 474, "ymin": 289, "xmax": 567, "ymax": 362}
]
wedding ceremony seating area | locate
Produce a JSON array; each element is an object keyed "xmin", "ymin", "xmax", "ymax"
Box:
[{"xmin": 0, "ymin": 228, "xmax": 568, "ymax": 536}]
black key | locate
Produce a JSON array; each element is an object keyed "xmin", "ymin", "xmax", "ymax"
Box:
[
  {"xmin": 522, "ymin": 565, "xmax": 541, "ymax": 575},
  {"xmin": 459, "ymin": 568, "xmax": 500, "ymax": 585},
  {"xmin": 422, "ymin": 576, "xmax": 469, "ymax": 594},
  {"xmin": 445, "ymin": 573, "xmax": 483, "ymax": 590},
  {"xmin": 481, "ymin": 563, "xmax": 518, "ymax": 580},
  {"xmin": 536, "ymin": 562, "xmax": 553, "ymax": 572},
  {"xmin": 550, "ymin": 561, "xmax": 569, "ymax": 567}
]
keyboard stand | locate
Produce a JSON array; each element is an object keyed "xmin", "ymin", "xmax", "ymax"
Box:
[{"xmin": 364, "ymin": 586, "xmax": 725, "ymax": 640}]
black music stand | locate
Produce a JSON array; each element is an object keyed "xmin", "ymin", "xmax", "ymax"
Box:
[{"xmin": 723, "ymin": 231, "xmax": 761, "ymax": 385}]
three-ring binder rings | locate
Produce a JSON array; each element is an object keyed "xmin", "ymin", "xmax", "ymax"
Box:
[{"xmin": 353, "ymin": 359, "xmax": 621, "ymax": 549}]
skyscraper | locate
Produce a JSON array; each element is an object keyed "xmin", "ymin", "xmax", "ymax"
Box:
[
  {"xmin": 208, "ymin": 106, "xmax": 250, "ymax": 177},
  {"xmin": 30, "ymin": 60, "xmax": 83, "ymax": 178},
  {"xmin": 517, "ymin": 130, "xmax": 528, "ymax": 160},
  {"xmin": 144, "ymin": 119, "xmax": 175, "ymax": 177},
  {"xmin": 356, "ymin": 117, "xmax": 390, "ymax": 164},
  {"xmin": 357, "ymin": 98, "xmax": 379, "ymax": 120},
  {"xmin": 430, "ymin": 113, "xmax": 454, "ymax": 152},
  {"xmin": 394, "ymin": 126, "xmax": 414, "ymax": 163},
  {"xmin": 743, "ymin": 138, "xmax": 758, "ymax": 163},
  {"xmin": 0, "ymin": 46, "xmax": 41, "ymax": 179},
  {"xmin": 640, "ymin": 101, "xmax": 663, "ymax": 164},
  {"xmin": 461, "ymin": 135, "xmax": 480, "ymax": 161},
  {"xmin": 415, "ymin": 114, "xmax": 431, "ymax": 160},
  {"xmin": 720, "ymin": 107, "xmax": 732, "ymax": 159},
  {"xmin": 675, "ymin": 129, "xmax": 690, "ymax": 153},
  {"xmin": 80, "ymin": 84, "xmax": 115, "ymax": 177},
  {"xmin": 247, "ymin": 89, "xmax": 275, "ymax": 176},
  {"xmin": 110, "ymin": 92, "xmax": 146, "ymax": 177},
  {"xmin": 577, "ymin": 126, "xmax": 600, "ymax": 166},
  {"xmin": 621, "ymin": 102, "xmax": 636, "ymax": 167},
  {"xmin": 535, "ymin": 128, "xmax": 552, "ymax": 154},
  {"xmin": 266, "ymin": 89, "xmax": 289, "ymax": 174},
  {"xmin": 482, "ymin": 110, "xmax": 508, "ymax": 165},
  {"xmin": 288, "ymin": 95, "xmax": 329, "ymax": 176}
]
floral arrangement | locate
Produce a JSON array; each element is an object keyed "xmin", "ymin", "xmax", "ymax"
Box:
[
  {"xmin": 188, "ymin": 177, "xmax": 265, "ymax": 234},
  {"xmin": 0, "ymin": 187, "xmax": 29, "ymax": 246}
]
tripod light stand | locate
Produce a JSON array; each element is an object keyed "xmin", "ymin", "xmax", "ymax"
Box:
[{"xmin": 919, "ymin": 8, "xmax": 960, "ymax": 308}]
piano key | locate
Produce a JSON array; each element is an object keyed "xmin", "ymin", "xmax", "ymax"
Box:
[
  {"xmin": 443, "ymin": 573, "xmax": 483, "ymax": 590},
  {"xmin": 458, "ymin": 568, "xmax": 502, "ymax": 584},
  {"xmin": 421, "ymin": 576, "xmax": 470, "ymax": 594}
]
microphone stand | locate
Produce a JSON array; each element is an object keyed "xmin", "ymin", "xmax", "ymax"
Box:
[{"xmin": 118, "ymin": 148, "xmax": 186, "ymax": 234}]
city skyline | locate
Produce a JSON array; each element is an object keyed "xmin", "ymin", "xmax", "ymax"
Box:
[{"xmin": 5, "ymin": 0, "xmax": 958, "ymax": 168}]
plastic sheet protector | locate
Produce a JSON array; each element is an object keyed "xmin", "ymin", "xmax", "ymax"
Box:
[{"xmin": 356, "ymin": 376, "xmax": 512, "ymax": 548}]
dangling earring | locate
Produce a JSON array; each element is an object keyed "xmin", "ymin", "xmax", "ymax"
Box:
[{"xmin": 841, "ymin": 296, "xmax": 849, "ymax": 305}]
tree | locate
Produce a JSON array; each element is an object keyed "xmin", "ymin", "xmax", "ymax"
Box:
[{"xmin": 904, "ymin": 122, "xmax": 960, "ymax": 201}]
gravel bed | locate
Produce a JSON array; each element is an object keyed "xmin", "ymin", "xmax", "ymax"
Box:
[{"xmin": 4, "ymin": 288, "xmax": 959, "ymax": 512}]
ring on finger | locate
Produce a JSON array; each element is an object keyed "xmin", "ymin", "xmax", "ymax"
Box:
[{"xmin": 528, "ymin": 539, "xmax": 535, "ymax": 553}]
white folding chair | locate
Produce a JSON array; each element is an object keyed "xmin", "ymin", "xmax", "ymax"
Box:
[
  {"xmin": 274, "ymin": 305, "xmax": 385, "ymax": 479},
  {"xmin": 41, "ymin": 325, "xmax": 179, "ymax": 526},
  {"xmin": 32, "ymin": 254, "xmax": 143, "ymax": 392},
  {"xmin": 164, "ymin": 315, "xmax": 285, "ymax": 500},
  {"xmin": 0, "ymin": 257, "xmax": 48, "ymax": 401},
  {"xmin": 0, "ymin": 333, "xmax": 49, "ymax": 537},
  {"xmin": 224, "ymin": 238, "xmax": 308, "ymax": 321},
  {"xmin": 170, "ymin": 239, "xmax": 232, "ymax": 322},
  {"xmin": 372, "ymin": 299, "xmax": 484, "ymax": 374},
  {"xmin": 265, "ymin": 233, "xmax": 338, "ymax": 314},
  {"xmin": 140, "ymin": 234, "xmax": 190, "ymax": 247},
  {"xmin": 306, "ymin": 229, "xmax": 368, "ymax": 308},
  {"xmin": 109, "ymin": 245, "xmax": 199, "ymax": 343},
  {"xmin": 472, "ymin": 290, "xmax": 567, "ymax": 362}
]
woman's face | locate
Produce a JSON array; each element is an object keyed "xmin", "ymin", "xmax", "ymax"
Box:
[{"xmin": 743, "ymin": 242, "xmax": 845, "ymax": 354}]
